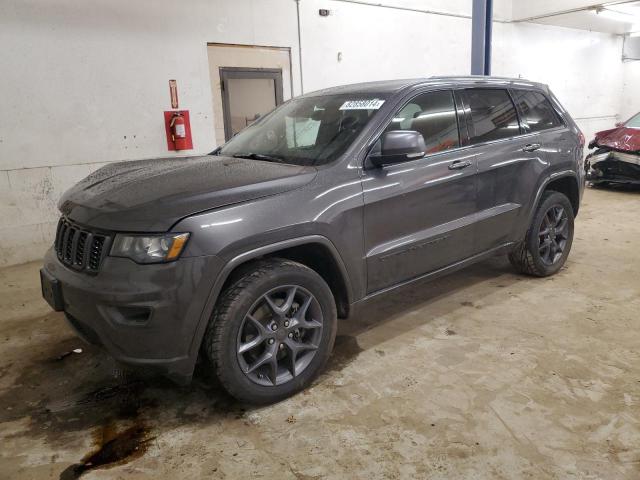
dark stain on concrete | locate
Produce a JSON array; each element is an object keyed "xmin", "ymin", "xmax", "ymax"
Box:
[
  {"xmin": 0, "ymin": 329, "xmax": 258, "ymax": 438},
  {"xmin": 59, "ymin": 422, "xmax": 153, "ymax": 479}
]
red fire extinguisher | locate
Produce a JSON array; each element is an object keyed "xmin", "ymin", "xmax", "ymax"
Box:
[{"xmin": 170, "ymin": 112, "xmax": 188, "ymax": 150}]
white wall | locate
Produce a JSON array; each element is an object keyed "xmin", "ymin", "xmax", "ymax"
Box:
[
  {"xmin": 304, "ymin": 0, "xmax": 512, "ymax": 20},
  {"xmin": 0, "ymin": 0, "xmax": 630, "ymax": 267},
  {"xmin": 621, "ymin": 60, "xmax": 640, "ymax": 121},
  {"xmin": 300, "ymin": 0, "xmax": 473, "ymax": 91},
  {"xmin": 0, "ymin": 0, "xmax": 301, "ymax": 266}
]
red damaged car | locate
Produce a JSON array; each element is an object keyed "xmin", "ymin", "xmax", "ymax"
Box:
[{"xmin": 586, "ymin": 112, "xmax": 640, "ymax": 185}]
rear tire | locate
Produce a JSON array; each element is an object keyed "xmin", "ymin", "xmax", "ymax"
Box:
[
  {"xmin": 203, "ymin": 258, "xmax": 337, "ymax": 404},
  {"xmin": 508, "ymin": 191, "xmax": 575, "ymax": 277}
]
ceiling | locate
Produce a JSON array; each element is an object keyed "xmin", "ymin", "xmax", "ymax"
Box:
[{"xmin": 512, "ymin": 1, "xmax": 640, "ymax": 35}]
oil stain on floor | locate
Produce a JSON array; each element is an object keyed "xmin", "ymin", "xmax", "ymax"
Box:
[{"xmin": 59, "ymin": 422, "xmax": 153, "ymax": 480}]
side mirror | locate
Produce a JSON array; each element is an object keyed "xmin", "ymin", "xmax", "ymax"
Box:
[
  {"xmin": 615, "ymin": 121, "xmax": 624, "ymax": 128},
  {"xmin": 369, "ymin": 130, "xmax": 426, "ymax": 167}
]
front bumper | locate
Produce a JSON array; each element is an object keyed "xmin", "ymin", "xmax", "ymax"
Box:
[
  {"xmin": 585, "ymin": 150, "xmax": 640, "ymax": 185},
  {"xmin": 42, "ymin": 248, "xmax": 223, "ymax": 383}
]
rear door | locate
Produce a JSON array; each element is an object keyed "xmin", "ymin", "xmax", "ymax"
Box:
[
  {"xmin": 511, "ymin": 88, "xmax": 574, "ymax": 175},
  {"xmin": 458, "ymin": 88, "xmax": 547, "ymax": 254},
  {"xmin": 362, "ymin": 89, "xmax": 477, "ymax": 293}
]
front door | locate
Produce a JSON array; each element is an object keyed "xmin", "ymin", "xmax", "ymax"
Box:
[{"xmin": 363, "ymin": 90, "xmax": 477, "ymax": 293}]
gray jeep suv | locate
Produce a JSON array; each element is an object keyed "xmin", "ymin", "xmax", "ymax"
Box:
[{"xmin": 41, "ymin": 77, "xmax": 585, "ymax": 403}]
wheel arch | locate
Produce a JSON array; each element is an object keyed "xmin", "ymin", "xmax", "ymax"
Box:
[
  {"xmin": 544, "ymin": 175, "xmax": 580, "ymax": 216},
  {"xmin": 219, "ymin": 238, "xmax": 353, "ymax": 319},
  {"xmin": 530, "ymin": 171, "xmax": 580, "ymax": 222},
  {"xmin": 188, "ymin": 235, "xmax": 353, "ymax": 370}
]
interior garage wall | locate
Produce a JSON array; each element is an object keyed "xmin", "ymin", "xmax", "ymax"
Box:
[
  {"xmin": 299, "ymin": 1, "xmax": 472, "ymax": 90},
  {"xmin": 0, "ymin": 0, "xmax": 628, "ymax": 267},
  {"xmin": 0, "ymin": 0, "xmax": 302, "ymax": 267},
  {"xmin": 621, "ymin": 60, "xmax": 640, "ymax": 121}
]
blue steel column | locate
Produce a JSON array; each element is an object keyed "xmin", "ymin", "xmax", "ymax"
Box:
[{"xmin": 471, "ymin": 0, "xmax": 493, "ymax": 75}]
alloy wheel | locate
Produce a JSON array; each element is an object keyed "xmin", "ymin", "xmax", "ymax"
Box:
[
  {"xmin": 538, "ymin": 205, "xmax": 569, "ymax": 266},
  {"xmin": 236, "ymin": 285, "xmax": 323, "ymax": 386}
]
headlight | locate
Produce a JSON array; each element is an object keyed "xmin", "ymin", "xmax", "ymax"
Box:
[{"xmin": 110, "ymin": 233, "xmax": 190, "ymax": 264}]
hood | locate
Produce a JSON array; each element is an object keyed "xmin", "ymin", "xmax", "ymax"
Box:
[
  {"xmin": 593, "ymin": 127, "xmax": 640, "ymax": 152},
  {"xmin": 59, "ymin": 155, "xmax": 317, "ymax": 232}
]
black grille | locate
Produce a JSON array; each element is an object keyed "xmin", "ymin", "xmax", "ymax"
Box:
[{"xmin": 55, "ymin": 217, "xmax": 110, "ymax": 273}]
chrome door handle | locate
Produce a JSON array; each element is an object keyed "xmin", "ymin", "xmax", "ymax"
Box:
[
  {"xmin": 448, "ymin": 160, "xmax": 472, "ymax": 170},
  {"xmin": 522, "ymin": 143, "xmax": 541, "ymax": 152}
]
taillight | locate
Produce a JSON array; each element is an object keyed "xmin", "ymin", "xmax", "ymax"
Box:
[{"xmin": 578, "ymin": 131, "xmax": 585, "ymax": 147}]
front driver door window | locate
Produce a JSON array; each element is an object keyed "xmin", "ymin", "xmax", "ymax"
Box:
[{"xmin": 385, "ymin": 91, "xmax": 461, "ymax": 154}]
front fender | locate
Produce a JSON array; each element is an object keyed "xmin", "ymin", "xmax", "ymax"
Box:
[{"xmin": 185, "ymin": 234, "xmax": 354, "ymax": 369}]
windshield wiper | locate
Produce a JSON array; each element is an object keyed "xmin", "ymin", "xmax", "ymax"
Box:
[{"xmin": 231, "ymin": 153, "xmax": 287, "ymax": 163}]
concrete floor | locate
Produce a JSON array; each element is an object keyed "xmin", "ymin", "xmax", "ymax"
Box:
[{"xmin": 1, "ymin": 186, "xmax": 639, "ymax": 480}]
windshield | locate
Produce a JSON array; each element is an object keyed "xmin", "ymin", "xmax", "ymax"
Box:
[
  {"xmin": 625, "ymin": 112, "xmax": 640, "ymax": 129},
  {"xmin": 216, "ymin": 94, "xmax": 388, "ymax": 166}
]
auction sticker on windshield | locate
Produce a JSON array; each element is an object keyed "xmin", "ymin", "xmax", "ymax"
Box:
[{"xmin": 339, "ymin": 99, "xmax": 385, "ymax": 110}]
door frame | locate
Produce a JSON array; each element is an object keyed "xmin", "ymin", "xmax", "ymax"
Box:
[{"xmin": 219, "ymin": 67, "xmax": 284, "ymax": 141}]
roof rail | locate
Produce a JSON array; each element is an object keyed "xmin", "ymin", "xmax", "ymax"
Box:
[{"xmin": 429, "ymin": 75, "xmax": 534, "ymax": 83}]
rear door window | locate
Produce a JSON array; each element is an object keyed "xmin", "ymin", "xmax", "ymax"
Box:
[
  {"xmin": 385, "ymin": 90, "xmax": 460, "ymax": 154},
  {"xmin": 512, "ymin": 90, "xmax": 562, "ymax": 132},
  {"xmin": 461, "ymin": 89, "xmax": 520, "ymax": 144}
]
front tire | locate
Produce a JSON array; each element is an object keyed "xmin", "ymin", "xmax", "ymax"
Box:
[
  {"xmin": 508, "ymin": 190, "xmax": 575, "ymax": 277},
  {"xmin": 204, "ymin": 258, "xmax": 337, "ymax": 404}
]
